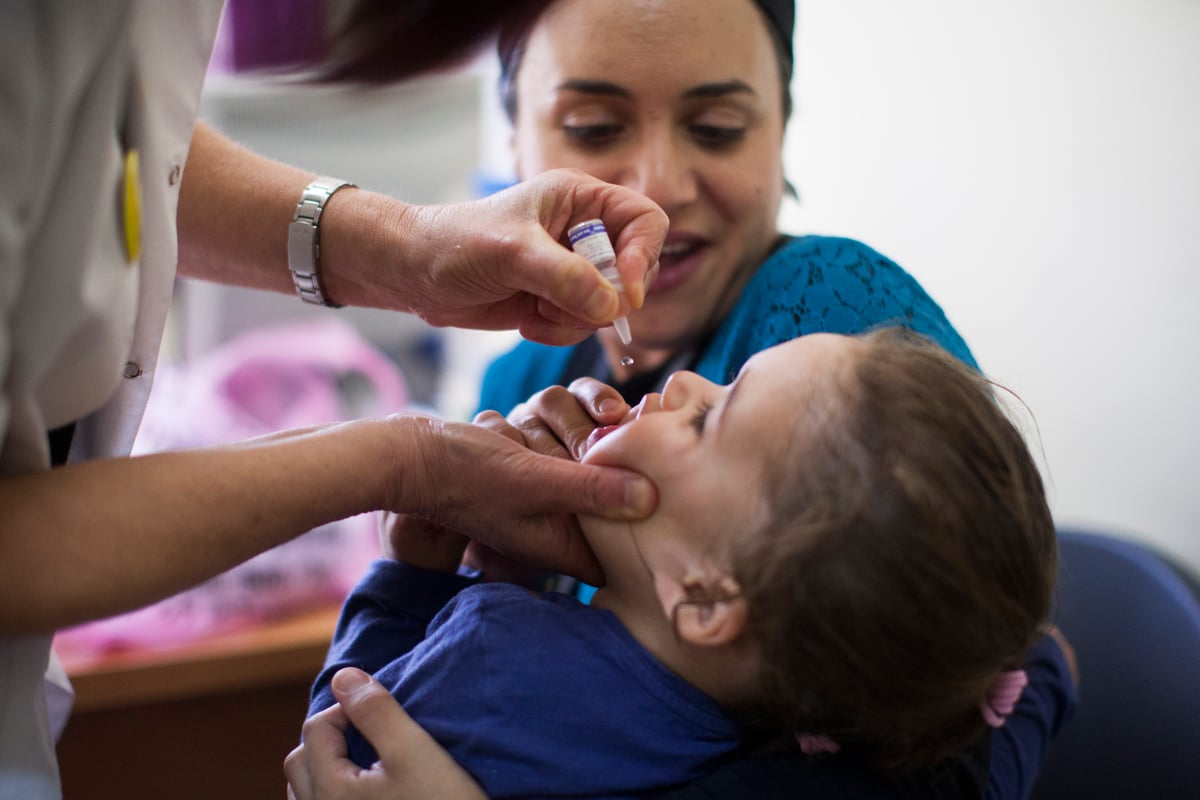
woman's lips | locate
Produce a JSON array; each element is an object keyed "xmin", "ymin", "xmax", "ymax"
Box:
[{"xmin": 648, "ymin": 241, "xmax": 706, "ymax": 295}]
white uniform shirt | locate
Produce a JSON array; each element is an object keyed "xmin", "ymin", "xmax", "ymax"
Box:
[{"xmin": 0, "ymin": 3, "xmax": 223, "ymax": 797}]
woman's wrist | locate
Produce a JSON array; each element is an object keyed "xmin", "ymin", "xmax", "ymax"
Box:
[{"xmin": 318, "ymin": 187, "xmax": 421, "ymax": 312}]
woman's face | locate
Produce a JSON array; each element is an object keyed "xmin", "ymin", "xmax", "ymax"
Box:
[
  {"xmin": 581, "ymin": 334, "xmax": 854, "ymax": 589},
  {"xmin": 512, "ymin": 0, "xmax": 787, "ymax": 354}
]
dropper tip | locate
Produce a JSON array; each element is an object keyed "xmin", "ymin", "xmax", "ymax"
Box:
[{"xmin": 612, "ymin": 316, "xmax": 632, "ymax": 346}]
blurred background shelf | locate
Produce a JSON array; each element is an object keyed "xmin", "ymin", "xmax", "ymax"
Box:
[{"xmin": 57, "ymin": 604, "xmax": 341, "ymax": 800}]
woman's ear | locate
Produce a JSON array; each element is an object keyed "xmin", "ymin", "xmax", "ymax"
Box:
[{"xmin": 673, "ymin": 573, "xmax": 747, "ymax": 648}]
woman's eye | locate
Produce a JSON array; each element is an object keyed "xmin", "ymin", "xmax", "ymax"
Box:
[
  {"xmin": 563, "ymin": 124, "xmax": 623, "ymax": 145},
  {"xmin": 690, "ymin": 125, "xmax": 745, "ymax": 147},
  {"xmin": 690, "ymin": 402, "xmax": 713, "ymax": 435}
]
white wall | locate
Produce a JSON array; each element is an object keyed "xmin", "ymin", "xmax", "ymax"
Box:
[{"xmin": 781, "ymin": 0, "xmax": 1200, "ymax": 570}]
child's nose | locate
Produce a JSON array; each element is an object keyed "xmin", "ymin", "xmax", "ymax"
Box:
[
  {"xmin": 632, "ymin": 393, "xmax": 663, "ymax": 419},
  {"xmin": 661, "ymin": 371, "xmax": 704, "ymax": 411}
]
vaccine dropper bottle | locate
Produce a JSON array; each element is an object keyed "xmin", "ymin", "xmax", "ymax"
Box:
[{"xmin": 567, "ymin": 219, "xmax": 633, "ymax": 346}]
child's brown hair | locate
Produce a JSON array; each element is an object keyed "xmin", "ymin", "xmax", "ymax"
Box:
[{"xmin": 732, "ymin": 327, "xmax": 1056, "ymax": 770}]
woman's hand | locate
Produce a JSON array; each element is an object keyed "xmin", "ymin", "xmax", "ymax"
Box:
[
  {"xmin": 458, "ymin": 382, "xmax": 632, "ymax": 585},
  {"xmin": 286, "ymin": 668, "xmax": 487, "ymax": 800},
  {"xmin": 325, "ymin": 169, "xmax": 666, "ymax": 346},
  {"xmin": 368, "ymin": 381, "xmax": 639, "ymax": 586},
  {"xmin": 181, "ymin": 129, "xmax": 664, "ymax": 347},
  {"xmin": 387, "ymin": 413, "xmax": 653, "ymax": 586}
]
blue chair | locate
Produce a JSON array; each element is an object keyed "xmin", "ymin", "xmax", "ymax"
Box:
[{"xmin": 1031, "ymin": 528, "xmax": 1200, "ymax": 799}]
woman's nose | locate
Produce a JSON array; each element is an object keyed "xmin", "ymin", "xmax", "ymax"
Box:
[{"xmin": 621, "ymin": 133, "xmax": 698, "ymax": 212}]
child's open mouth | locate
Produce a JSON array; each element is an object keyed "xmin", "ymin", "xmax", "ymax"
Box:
[{"xmin": 586, "ymin": 424, "xmax": 622, "ymax": 451}]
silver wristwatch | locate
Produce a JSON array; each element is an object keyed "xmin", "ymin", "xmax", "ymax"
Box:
[{"xmin": 288, "ymin": 176, "xmax": 356, "ymax": 307}]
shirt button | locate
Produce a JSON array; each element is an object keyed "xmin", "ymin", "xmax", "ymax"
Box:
[
  {"xmin": 123, "ymin": 362, "xmax": 143, "ymax": 379},
  {"xmin": 168, "ymin": 164, "xmax": 182, "ymax": 186}
]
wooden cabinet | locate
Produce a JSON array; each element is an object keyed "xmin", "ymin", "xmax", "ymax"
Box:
[{"xmin": 56, "ymin": 606, "xmax": 340, "ymax": 800}]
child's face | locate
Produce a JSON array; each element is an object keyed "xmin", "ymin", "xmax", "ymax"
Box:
[{"xmin": 582, "ymin": 334, "xmax": 857, "ymax": 599}]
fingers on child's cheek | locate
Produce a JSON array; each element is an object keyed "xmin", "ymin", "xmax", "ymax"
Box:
[
  {"xmin": 518, "ymin": 421, "xmax": 569, "ymax": 458},
  {"xmin": 566, "ymin": 378, "xmax": 610, "ymax": 416},
  {"xmin": 594, "ymin": 396, "xmax": 626, "ymax": 422},
  {"xmin": 474, "ymin": 410, "xmax": 526, "ymax": 446},
  {"xmin": 473, "ymin": 410, "xmax": 505, "ymax": 428},
  {"xmin": 561, "ymin": 425, "xmax": 593, "ymax": 462}
]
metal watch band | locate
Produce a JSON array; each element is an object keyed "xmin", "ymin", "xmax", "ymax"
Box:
[{"xmin": 287, "ymin": 176, "xmax": 356, "ymax": 307}]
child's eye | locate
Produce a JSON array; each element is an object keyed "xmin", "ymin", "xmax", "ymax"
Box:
[{"xmin": 690, "ymin": 402, "xmax": 713, "ymax": 435}]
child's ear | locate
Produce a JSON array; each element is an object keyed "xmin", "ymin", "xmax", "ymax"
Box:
[{"xmin": 673, "ymin": 573, "xmax": 747, "ymax": 647}]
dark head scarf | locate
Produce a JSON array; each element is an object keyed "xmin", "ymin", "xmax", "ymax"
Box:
[
  {"xmin": 755, "ymin": 0, "xmax": 796, "ymax": 82},
  {"xmin": 498, "ymin": 0, "xmax": 796, "ymax": 121}
]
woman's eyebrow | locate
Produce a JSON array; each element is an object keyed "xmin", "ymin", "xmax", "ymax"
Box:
[
  {"xmin": 555, "ymin": 79, "xmax": 757, "ymax": 102},
  {"xmin": 556, "ymin": 79, "xmax": 630, "ymax": 98},
  {"xmin": 681, "ymin": 80, "xmax": 757, "ymax": 101}
]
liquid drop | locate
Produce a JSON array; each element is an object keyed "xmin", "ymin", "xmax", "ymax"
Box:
[{"xmin": 620, "ymin": 356, "xmax": 635, "ymax": 367}]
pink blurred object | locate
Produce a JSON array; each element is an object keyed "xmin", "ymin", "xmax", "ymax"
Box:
[{"xmin": 55, "ymin": 318, "xmax": 408, "ymax": 659}]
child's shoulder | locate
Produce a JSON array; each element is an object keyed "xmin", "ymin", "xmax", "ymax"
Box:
[
  {"xmin": 431, "ymin": 584, "xmax": 622, "ymax": 664},
  {"xmin": 446, "ymin": 583, "xmax": 594, "ymax": 624}
]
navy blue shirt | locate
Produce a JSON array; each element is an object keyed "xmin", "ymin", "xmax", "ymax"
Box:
[
  {"xmin": 311, "ymin": 561, "xmax": 743, "ymax": 799},
  {"xmin": 310, "ymin": 563, "xmax": 1076, "ymax": 800}
]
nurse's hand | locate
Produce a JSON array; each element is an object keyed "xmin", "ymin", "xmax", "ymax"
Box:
[
  {"xmin": 286, "ymin": 668, "xmax": 486, "ymax": 800},
  {"xmin": 324, "ymin": 168, "xmax": 666, "ymax": 346},
  {"xmin": 390, "ymin": 414, "xmax": 656, "ymax": 585},
  {"xmin": 459, "ymin": 387, "xmax": 629, "ymax": 585},
  {"xmin": 181, "ymin": 128, "xmax": 662, "ymax": 346}
]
